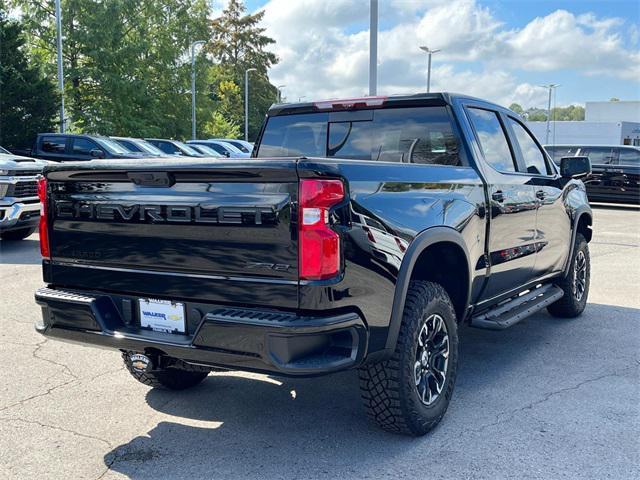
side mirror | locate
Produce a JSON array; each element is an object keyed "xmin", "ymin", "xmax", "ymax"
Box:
[
  {"xmin": 224, "ymin": 151, "xmax": 231, "ymax": 158},
  {"xmin": 90, "ymin": 148, "xmax": 105, "ymax": 159},
  {"xmin": 560, "ymin": 156, "xmax": 591, "ymax": 179}
]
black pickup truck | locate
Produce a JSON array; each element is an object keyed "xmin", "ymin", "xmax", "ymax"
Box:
[{"xmin": 34, "ymin": 93, "xmax": 593, "ymax": 436}]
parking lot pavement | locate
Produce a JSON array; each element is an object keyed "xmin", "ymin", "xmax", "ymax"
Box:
[{"xmin": 0, "ymin": 206, "xmax": 638, "ymax": 480}]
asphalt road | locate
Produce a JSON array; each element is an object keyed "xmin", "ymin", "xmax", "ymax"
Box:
[{"xmin": 1, "ymin": 205, "xmax": 638, "ymax": 480}]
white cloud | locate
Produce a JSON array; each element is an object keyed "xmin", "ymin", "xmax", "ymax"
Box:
[{"xmin": 252, "ymin": 0, "xmax": 639, "ymax": 106}]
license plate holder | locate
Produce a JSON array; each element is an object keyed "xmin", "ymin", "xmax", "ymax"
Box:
[{"xmin": 138, "ymin": 298, "xmax": 186, "ymax": 334}]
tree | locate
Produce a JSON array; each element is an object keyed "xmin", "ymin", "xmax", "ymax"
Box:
[
  {"xmin": 509, "ymin": 103, "xmax": 524, "ymax": 115},
  {"xmin": 0, "ymin": 10, "xmax": 58, "ymax": 149},
  {"xmin": 208, "ymin": 0, "xmax": 278, "ymax": 140},
  {"xmin": 11, "ymin": 0, "xmax": 210, "ymax": 138}
]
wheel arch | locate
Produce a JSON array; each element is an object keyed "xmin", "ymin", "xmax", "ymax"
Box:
[
  {"xmin": 562, "ymin": 207, "xmax": 593, "ymax": 277},
  {"xmin": 384, "ymin": 227, "xmax": 472, "ymax": 351}
]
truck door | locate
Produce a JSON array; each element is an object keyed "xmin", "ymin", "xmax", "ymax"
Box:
[
  {"xmin": 503, "ymin": 115, "xmax": 570, "ymax": 277},
  {"xmin": 464, "ymin": 106, "xmax": 538, "ymax": 300},
  {"xmin": 616, "ymin": 148, "xmax": 640, "ymax": 203}
]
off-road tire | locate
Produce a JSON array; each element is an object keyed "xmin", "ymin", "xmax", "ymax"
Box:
[
  {"xmin": 359, "ymin": 281, "xmax": 459, "ymax": 436},
  {"xmin": 122, "ymin": 352, "xmax": 209, "ymax": 390},
  {"xmin": 548, "ymin": 233, "xmax": 590, "ymax": 318},
  {"xmin": 0, "ymin": 227, "xmax": 36, "ymax": 241}
]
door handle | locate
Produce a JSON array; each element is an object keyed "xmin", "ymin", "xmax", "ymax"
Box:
[
  {"xmin": 536, "ymin": 190, "xmax": 546, "ymax": 200},
  {"xmin": 492, "ymin": 191, "xmax": 505, "ymax": 202}
]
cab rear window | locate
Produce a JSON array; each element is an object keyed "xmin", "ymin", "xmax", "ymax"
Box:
[{"xmin": 257, "ymin": 107, "xmax": 462, "ymax": 166}]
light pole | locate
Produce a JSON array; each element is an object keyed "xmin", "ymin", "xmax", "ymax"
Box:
[
  {"xmin": 369, "ymin": 0, "xmax": 378, "ymax": 95},
  {"xmin": 540, "ymin": 84, "xmax": 560, "ymax": 144},
  {"xmin": 419, "ymin": 46, "xmax": 440, "ymax": 93},
  {"xmin": 55, "ymin": 0, "xmax": 65, "ymax": 132},
  {"xmin": 190, "ymin": 40, "xmax": 206, "ymax": 140},
  {"xmin": 244, "ymin": 68, "xmax": 257, "ymax": 141},
  {"xmin": 276, "ymin": 85, "xmax": 286, "ymax": 103}
]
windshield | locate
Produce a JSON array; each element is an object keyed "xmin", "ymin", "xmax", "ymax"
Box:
[
  {"xmin": 96, "ymin": 138, "xmax": 133, "ymax": 155},
  {"xmin": 225, "ymin": 141, "xmax": 250, "ymax": 153},
  {"xmin": 256, "ymin": 106, "xmax": 462, "ymax": 166},
  {"xmin": 132, "ymin": 139, "xmax": 164, "ymax": 155},
  {"xmin": 192, "ymin": 145, "xmax": 222, "ymax": 157},
  {"xmin": 174, "ymin": 141, "xmax": 201, "ymax": 156}
]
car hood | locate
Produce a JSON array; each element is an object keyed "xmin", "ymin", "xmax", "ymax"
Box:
[{"xmin": 0, "ymin": 153, "xmax": 52, "ymax": 171}]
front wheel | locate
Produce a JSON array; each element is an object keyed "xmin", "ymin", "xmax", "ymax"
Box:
[
  {"xmin": 548, "ymin": 233, "xmax": 590, "ymax": 318},
  {"xmin": 359, "ymin": 281, "xmax": 459, "ymax": 436}
]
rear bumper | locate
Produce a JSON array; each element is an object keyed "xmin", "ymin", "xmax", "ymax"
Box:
[
  {"xmin": 0, "ymin": 201, "xmax": 39, "ymax": 230},
  {"xmin": 34, "ymin": 287, "xmax": 368, "ymax": 377}
]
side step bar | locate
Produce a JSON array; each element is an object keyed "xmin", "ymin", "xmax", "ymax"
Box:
[{"xmin": 470, "ymin": 284, "xmax": 564, "ymax": 330}]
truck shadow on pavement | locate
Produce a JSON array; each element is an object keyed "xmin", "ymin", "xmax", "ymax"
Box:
[
  {"xmin": 102, "ymin": 303, "xmax": 639, "ymax": 479},
  {"xmin": 0, "ymin": 238, "xmax": 41, "ymax": 265}
]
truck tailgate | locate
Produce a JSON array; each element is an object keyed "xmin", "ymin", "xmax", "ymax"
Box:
[{"xmin": 44, "ymin": 159, "xmax": 299, "ymax": 308}]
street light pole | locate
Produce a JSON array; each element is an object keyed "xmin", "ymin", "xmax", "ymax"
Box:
[
  {"xmin": 419, "ymin": 46, "xmax": 440, "ymax": 93},
  {"xmin": 55, "ymin": 0, "xmax": 65, "ymax": 132},
  {"xmin": 541, "ymin": 84, "xmax": 560, "ymax": 144},
  {"xmin": 245, "ymin": 68, "xmax": 257, "ymax": 142},
  {"xmin": 190, "ymin": 40, "xmax": 206, "ymax": 140},
  {"xmin": 276, "ymin": 85, "xmax": 286, "ymax": 103},
  {"xmin": 369, "ymin": 0, "xmax": 378, "ymax": 96}
]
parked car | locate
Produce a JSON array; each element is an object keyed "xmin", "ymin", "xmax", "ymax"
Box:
[
  {"xmin": 187, "ymin": 140, "xmax": 249, "ymax": 158},
  {"xmin": 145, "ymin": 139, "xmax": 205, "ymax": 157},
  {"xmin": 209, "ymin": 138, "xmax": 253, "ymax": 154},
  {"xmin": 111, "ymin": 137, "xmax": 167, "ymax": 157},
  {"xmin": 187, "ymin": 144, "xmax": 223, "ymax": 158},
  {"xmin": 0, "ymin": 150, "xmax": 49, "ymax": 240},
  {"xmin": 32, "ymin": 133, "xmax": 141, "ymax": 162},
  {"xmin": 545, "ymin": 144, "xmax": 640, "ymax": 204},
  {"xmin": 35, "ymin": 93, "xmax": 592, "ymax": 436}
]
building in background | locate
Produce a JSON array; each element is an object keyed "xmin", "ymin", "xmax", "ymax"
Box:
[
  {"xmin": 585, "ymin": 101, "xmax": 640, "ymax": 122},
  {"xmin": 527, "ymin": 100, "xmax": 640, "ymax": 146}
]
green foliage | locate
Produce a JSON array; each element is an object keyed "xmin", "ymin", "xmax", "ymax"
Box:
[
  {"xmin": 6, "ymin": 0, "xmax": 279, "ymax": 141},
  {"xmin": 12, "ymin": 0, "xmax": 211, "ymax": 139},
  {"xmin": 509, "ymin": 103, "xmax": 524, "ymax": 115},
  {"xmin": 550, "ymin": 105, "xmax": 585, "ymax": 121},
  {"xmin": 0, "ymin": 11, "xmax": 58, "ymax": 149},
  {"xmin": 521, "ymin": 105, "xmax": 585, "ymax": 122},
  {"xmin": 207, "ymin": 0, "xmax": 278, "ymax": 140},
  {"xmin": 203, "ymin": 111, "xmax": 241, "ymax": 139}
]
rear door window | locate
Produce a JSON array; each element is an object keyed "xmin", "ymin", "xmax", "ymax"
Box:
[
  {"xmin": 72, "ymin": 138, "xmax": 100, "ymax": 155},
  {"xmin": 582, "ymin": 147, "xmax": 615, "ymax": 165},
  {"xmin": 41, "ymin": 136, "xmax": 66, "ymax": 153},
  {"xmin": 466, "ymin": 108, "xmax": 516, "ymax": 173},
  {"xmin": 617, "ymin": 149, "xmax": 640, "ymax": 166}
]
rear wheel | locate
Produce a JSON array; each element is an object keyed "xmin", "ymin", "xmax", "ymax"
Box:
[
  {"xmin": 0, "ymin": 227, "xmax": 36, "ymax": 241},
  {"xmin": 548, "ymin": 233, "xmax": 590, "ymax": 318},
  {"xmin": 123, "ymin": 352, "xmax": 209, "ymax": 390},
  {"xmin": 359, "ymin": 281, "xmax": 458, "ymax": 436}
]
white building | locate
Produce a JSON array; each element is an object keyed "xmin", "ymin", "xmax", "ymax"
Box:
[
  {"xmin": 527, "ymin": 100, "xmax": 640, "ymax": 146},
  {"xmin": 585, "ymin": 101, "xmax": 640, "ymax": 122},
  {"xmin": 527, "ymin": 121, "xmax": 640, "ymax": 146}
]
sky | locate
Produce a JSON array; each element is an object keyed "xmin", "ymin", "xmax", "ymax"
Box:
[{"xmin": 216, "ymin": 0, "xmax": 640, "ymax": 109}]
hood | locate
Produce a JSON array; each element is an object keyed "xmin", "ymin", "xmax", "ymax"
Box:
[{"xmin": 0, "ymin": 153, "xmax": 52, "ymax": 172}]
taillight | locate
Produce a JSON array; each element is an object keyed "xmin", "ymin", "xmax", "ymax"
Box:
[
  {"xmin": 299, "ymin": 179, "xmax": 344, "ymax": 280},
  {"xmin": 37, "ymin": 177, "xmax": 50, "ymax": 259}
]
